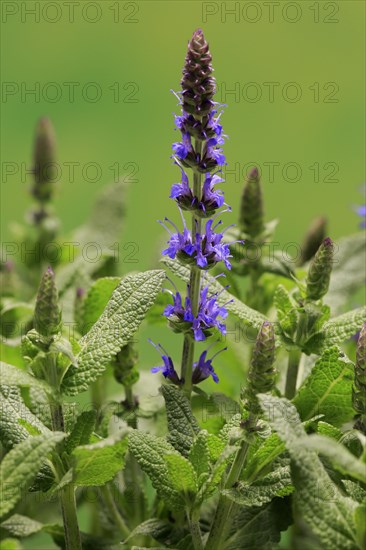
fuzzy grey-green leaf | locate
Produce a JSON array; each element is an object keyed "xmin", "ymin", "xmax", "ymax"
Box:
[
  {"xmin": 0, "ymin": 433, "xmax": 65, "ymax": 518},
  {"xmin": 61, "ymin": 270, "xmax": 165, "ymax": 395},
  {"xmin": 293, "ymin": 346, "xmax": 354, "ymax": 426},
  {"xmin": 161, "ymin": 384, "xmax": 200, "ymax": 457},
  {"xmin": 259, "ymin": 395, "xmax": 359, "ymax": 550}
]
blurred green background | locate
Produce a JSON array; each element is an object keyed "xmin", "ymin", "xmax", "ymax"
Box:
[
  {"xmin": 2, "ymin": 0, "xmax": 365, "ymax": 252},
  {"xmin": 1, "ymin": 1, "xmax": 365, "ymax": 547}
]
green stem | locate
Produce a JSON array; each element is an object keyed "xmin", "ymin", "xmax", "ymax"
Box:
[
  {"xmin": 285, "ymin": 348, "xmax": 302, "ymax": 399},
  {"xmin": 59, "ymin": 484, "xmax": 82, "ymax": 550},
  {"xmin": 188, "ymin": 510, "xmax": 204, "ymax": 550},
  {"xmin": 205, "ymin": 415, "xmax": 256, "ymax": 550},
  {"xmin": 100, "ymin": 484, "xmax": 130, "ymax": 539},
  {"xmin": 181, "ymin": 141, "xmax": 203, "ymax": 398},
  {"xmin": 47, "ymin": 355, "xmax": 82, "ymax": 550}
]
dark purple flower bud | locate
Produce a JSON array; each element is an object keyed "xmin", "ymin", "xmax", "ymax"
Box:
[
  {"xmin": 192, "ymin": 346, "xmax": 226, "ymax": 384},
  {"xmin": 297, "ymin": 216, "xmax": 328, "ymax": 266},
  {"xmin": 149, "ymin": 339, "xmax": 180, "ymax": 385},
  {"xmin": 181, "ymin": 29, "xmax": 216, "ymax": 119},
  {"xmin": 306, "ymin": 237, "xmax": 334, "ymax": 301}
]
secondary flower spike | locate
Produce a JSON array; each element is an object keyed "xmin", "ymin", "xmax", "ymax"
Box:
[
  {"xmin": 32, "ymin": 117, "xmax": 57, "ymax": 203},
  {"xmin": 239, "ymin": 167, "xmax": 264, "ymax": 238},
  {"xmin": 244, "ymin": 320, "xmax": 276, "ymax": 413},
  {"xmin": 34, "ymin": 267, "xmax": 61, "ymax": 337},
  {"xmin": 305, "ymin": 237, "xmax": 334, "ymax": 301}
]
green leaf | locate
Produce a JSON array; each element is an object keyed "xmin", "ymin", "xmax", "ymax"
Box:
[
  {"xmin": 316, "ymin": 421, "xmax": 343, "ymax": 441},
  {"xmin": 162, "ymin": 257, "xmax": 268, "ymax": 330},
  {"xmin": 0, "ymin": 514, "xmax": 43, "ymax": 538},
  {"xmin": 124, "ymin": 518, "xmax": 185, "ymax": 545},
  {"xmin": 189, "ymin": 430, "xmax": 210, "ymax": 481},
  {"xmin": 225, "ymin": 498, "xmax": 292, "ymax": 550},
  {"xmin": 72, "ymin": 436, "xmax": 128, "ymax": 486},
  {"xmin": 164, "ymin": 453, "xmax": 197, "ymax": 499},
  {"xmin": 223, "ymin": 465, "xmax": 293, "ymax": 506},
  {"xmin": 0, "ymin": 362, "xmax": 53, "ymax": 396},
  {"xmin": 128, "ymin": 431, "xmax": 191, "ymax": 511},
  {"xmin": 0, "ymin": 538, "xmax": 22, "ymax": 550},
  {"xmin": 293, "ymin": 346, "xmax": 354, "ymax": 426},
  {"xmin": 0, "ymin": 387, "xmax": 50, "ymax": 449},
  {"xmin": 327, "ymin": 233, "xmax": 366, "ymax": 314},
  {"xmin": 0, "ymin": 433, "xmax": 65, "ymax": 518},
  {"xmin": 304, "ymin": 434, "xmax": 366, "ymax": 483},
  {"xmin": 79, "ymin": 277, "xmax": 120, "ymax": 335},
  {"xmin": 62, "ymin": 270, "xmax": 166, "ymax": 394},
  {"xmin": 65, "ymin": 410, "xmax": 97, "ymax": 454},
  {"xmin": 161, "ymin": 385, "xmax": 200, "ymax": 457},
  {"xmin": 354, "ymin": 503, "xmax": 366, "ymax": 550},
  {"xmin": 274, "ymin": 285, "xmax": 298, "ymax": 339},
  {"xmin": 305, "ymin": 306, "xmax": 366, "ymax": 354},
  {"xmin": 242, "ymin": 433, "xmax": 285, "ymax": 483},
  {"xmin": 259, "ymin": 395, "xmax": 359, "ymax": 550}
]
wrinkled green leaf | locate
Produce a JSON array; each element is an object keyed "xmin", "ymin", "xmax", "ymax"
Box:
[
  {"xmin": 225, "ymin": 498, "xmax": 292, "ymax": 550},
  {"xmin": 223, "ymin": 465, "xmax": 293, "ymax": 506},
  {"xmin": 274, "ymin": 285, "xmax": 298, "ymax": 339},
  {"xmin": 0, "ymin": 362, "xmax": 53, "ymax": 396},
  {"xmin": 65, "ymin": 410, "xmax": 97, "ymax": 454},
  {"xmin": 259, "ymin": 395, "xmax": 358, "ymax": 550},
  {"xmin": 305, "ymin": 307, "xmax": 366, "ymax": 354},
  {"xmin": 0, "ymin": 433, "xmax": 65, "ymax": 518},
  {"xmin": 164, "ymin": 453, "xmax": 197, "ymax": 499},
  {"xmin": 161, "ymin": 384, "xmax": 200, "ymax": 457},
  {"xmin": 293, "ymin": 346, "xmax": 354, "ymax": 426},
  {"xmin": 128, "ymin": 431, "xmax": 191, "ymax": 511},
  {"xmin": 0, "ymin": 514, "xmax": 43, "ymax": 538},
  {"xmin": 62, "ymin": 270, "xmax": 166, "ymax": 394},
  {"xmin": 0, "ymin": 387, "xmax": 50, "ymax": 449},
  {"xmin": 72, "ymin": 436, "xmax": 128, "ymax": 486},
  {"xmin": 79, "ymin": 277, "xmax": 120, "ymax": 335},
  {"xmin": 304, "ymin": 434, "xmax": 366, "ymax": 483},
  {"xmin": 243, "ymin": 433, "xmax": 285, "ymax": 483}
]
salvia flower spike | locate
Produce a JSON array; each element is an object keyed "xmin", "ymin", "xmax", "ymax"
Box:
[
  {"xmin": 244, "ymin": 320, "xmax": 276, "ymax": 413},
  {"xmin": 34, "ymin": 266, "xmax": 61, "ymax": 337},
  {"xmin": 239, "ymin": 167, "xmax": 264, "ymax": 238},
  {"xmin": 151, "ymin": 29, "xmax": 234, "ymax": 393},
  {"xmin": 32, "ymin": 117, "xmax": 57, "ymax": 204},
  {"xmin": 305, "ymin": 237, "xmax": 334, "ymax": 301},
  {"xmin": 353, "ymin": 323, "xmax": 366, "ymax": 432}
]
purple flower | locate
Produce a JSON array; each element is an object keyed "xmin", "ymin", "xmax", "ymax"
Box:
[
  {"xmin": 161, "ymin": 214, "xmax": 240, "ymax": 271},
  {"xmin": 170, "ymin": 169, "xmax": 225, "ymax": 217},
  {"xmin": 192, "ymin": 347, "xmax": 227, "ymax": 384},
  {"xmin": 149, "ymin": 339, "xmax": 180, "ymax": 384},
  {"xmin": 163, "ymin": 284, "xmax": 232, "ymax": 341},
  {"xmin": 356, "ymin": 204, "xmax": 366, "ymax": 228},
  {"xmin": 172, "ymin": 132, "xmax": 193, "ymax": 160}
]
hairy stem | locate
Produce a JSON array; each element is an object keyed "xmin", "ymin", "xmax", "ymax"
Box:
[
  {"xmin": 189, "ymin": 509, "xmax": 204, "ymax": 550},
  {"xmin": 100, "ymin": 484, "xmax": 130, "ymax": 539},
  {"xmin": 181, "ymin": 140, "xmax": 203, "ymax": 398},
  {"xmin": 48, "ymin": 355, "xmax": 82, "ymax": 550},
  {"xmin": 205, "ymin": 414, "xmax": 256, "ymax": 550},
  {"xmin": 285, "ymin": 348, "xmax": 302, "ymax": 399}
]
